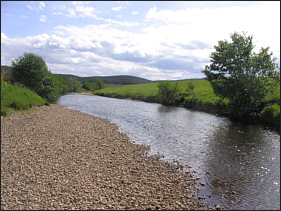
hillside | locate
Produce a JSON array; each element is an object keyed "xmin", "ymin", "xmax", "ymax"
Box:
[
  {"xmin": 56, "ymin": 74, "xmax": 153, "ymax": 85},
  {"xmin": 1, "ymin": 65, "xmax": 12, "ymax": 74},
  {"xmin": 1, "ymin": 65, "xmax": 204, "ymax": 85}
]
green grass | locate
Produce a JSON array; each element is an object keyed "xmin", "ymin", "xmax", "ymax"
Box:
[
  {"xmin": 261, "ymin": 104, "xmax": 280, "ymax": 125},
  {"xmin": 94, "ymin": 83, "xmax": 160, "ymax": 102},
  {"xmin": 182, "ymin": 80, "xmax": 228, "ymax": 104},
  {"xmin": 104, "ymin": 84, "xmax": 124, "ymax": 89},
  {"xmin": 1, "ymin": 83, "xmax": 48, "ymax": 116},
  {"xmin": 94, "ymin": 80, "xmax": 226, "ymax": 104}
]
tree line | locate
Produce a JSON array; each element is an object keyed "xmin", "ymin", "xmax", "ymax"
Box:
[{"xmin": 3, "ymin": 52, "xmax": 105, "ymax": 102}]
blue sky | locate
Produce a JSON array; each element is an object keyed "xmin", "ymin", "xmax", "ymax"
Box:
[{"xmin": 1, "ymin": 1, "xmax": 280, "ymax": 80}]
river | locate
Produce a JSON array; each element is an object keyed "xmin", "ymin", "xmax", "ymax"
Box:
[{"xmin": 55, "ymin": 93, "xmax": 280, "ymax": 210}]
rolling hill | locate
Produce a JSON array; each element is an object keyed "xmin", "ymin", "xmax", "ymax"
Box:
[
  {"xmin": 56, "ymin": 74, "xmax": 153, "ymax": 85},
  {"xmin": 1, "ymin": 65, "xmax": 204, "ymax": 85}
]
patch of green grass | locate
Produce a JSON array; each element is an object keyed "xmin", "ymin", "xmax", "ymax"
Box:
[
  {"xmin": 261, "ymin": 104, "xmax": 280, "ymax": 125},
  {"xmin": 181, "ymin": 80, "xmax": 228, "ymax": 105},
  {"xmin": 95, "ymin": 80, "xmax": 227, "ymax": 105},
  {"xmin": 94, "ymin": 83, "xmax": 160, "ymax": 102},
  {"xmin": 76, "ymin": 87, "xmax": 89, "ymax": 93},
  {"xmin": 1, "ymin": 83, "xmax": 48, "ymax": 116},
  {"xmin": 104, "ymin": 84, "xmax": 124, "ymax": 89}
]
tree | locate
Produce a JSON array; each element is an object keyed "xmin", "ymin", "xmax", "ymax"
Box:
[
  {"xmin": 63, "ymin": 77, "xmax": 82, "ymax": 92},
  {"xmin": 51, "ymin": 74, "xmax": 69, "ymax": 97},
  {"xmin": 157, "ymin": 80, "xmax": 181, "ymax": 105},
  {"xmin": 11, "ymin": 52, "xmax": 56, "ymax": 102},
  {"xmin": 82, "ymin": 81, "xmax": 93, "ymax": 91},
  {"xmin": 202, "ymin": 31, "xmax": 279, "ymax": 119},
  {"xmin": 96, "ymin": 79, "xmax": 105, "ymax": 89}
]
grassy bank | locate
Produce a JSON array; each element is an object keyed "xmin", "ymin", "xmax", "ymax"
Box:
[
  {"xmin": 94, "ymin": 80, "xmax": 227, "ymax": 107},
  {"xmin": 1, "ymin": 83, "xmax": 49, "ymax": 116},
  {"xmin": 94, "ymin": 80, "xmax": 280, "ymax": 126},
  {"xmin": 94, "ymin": 82, "xmax": 160, "ymax": 103}
]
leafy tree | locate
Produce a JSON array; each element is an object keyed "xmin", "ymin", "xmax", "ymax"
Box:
[
  {"xmin": 186, "ymin": 79, "xmax": 196, "ymax": 97},
  {"xmin": 11, "ymin": 52, "xmax": 56, "ymax": 102},
  {"xmin": 202, "ymin": 32, "xmax": 279, "ymax": 119},
  {"xmin": 82, "ymin": 81, "xmax": 94, "ymax": 91},
  {"xmin": 63, "ymin": 77, "xmax": 82, "ymax": 92},
  {"xmin": 92, "ymin": 82, "xmax": 99, "ymax": 90},
  {"xmin": 51, "ymin": 74, "xmax": 69, "ymax": 97},
  {"xmin": 157, "ymin": 80, "xmax": 180, "ymax": 105},
  {"xmin": 96, "ymin": 79, "xmax": 105, "ymax": 89}
]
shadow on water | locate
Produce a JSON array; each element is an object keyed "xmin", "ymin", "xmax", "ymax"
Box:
[{"xmin": 56, "ymin": 94, "xmax": 280, "ymax": 210}]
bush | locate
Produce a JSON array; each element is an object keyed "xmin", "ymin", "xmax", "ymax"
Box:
[
  {"xmin": 96, "ymin": 79, "xmax": 105, "ymax": 89},
  {"xmin": 1, "ymin": 110, "xmax": 7, "ymax": 117},
  {"xmin": 157, "ymin": 80, "xmax": 181, "ymax": 105},
  {"xmin": 260, "ymin": 105, "xmax": 280, "ymax": 125},
  {"xmin": 11, "ymin": 52, "xmax": 56, "ymax": 102}
]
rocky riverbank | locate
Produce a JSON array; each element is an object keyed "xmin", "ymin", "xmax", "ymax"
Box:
[{"xmin": 1, "ymin": 104, "xmax": 209, "ymax": 210}]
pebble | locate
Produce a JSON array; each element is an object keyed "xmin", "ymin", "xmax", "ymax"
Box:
[{"xmin": 1, "ymin": 104, "xmax": 210, "ymax": 210}]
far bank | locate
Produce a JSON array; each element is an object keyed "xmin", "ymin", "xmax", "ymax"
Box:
[{"xmin": 93, "ymin": 80, "xmax": 280, "ymax": 127}]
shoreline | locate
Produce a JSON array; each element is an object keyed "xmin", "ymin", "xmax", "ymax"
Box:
[
  {"xmin": 1, "ymin": 104, "xmax": 210, "ymax": 210},
  {"xmin": 91, "ymin": 91, "xmax": 280, "ymax": 129}
]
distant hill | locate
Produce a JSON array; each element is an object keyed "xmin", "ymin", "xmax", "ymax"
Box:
[
  {"xmin": 1, "ymin": 65, "xmax": 205, "ymax": 85},
  {"xmin": 1, "ymin": 65, "xmax": 12, "ymax": 74},
  {"xmin": 153, "ymin": 78, "xmax": 206, "ymax": 83},
  {"xmin": 57, "ymin": 74, "xmax": 153, "ymax": 85}
]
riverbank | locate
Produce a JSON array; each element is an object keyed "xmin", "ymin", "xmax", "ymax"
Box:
[
  {"xmin": 93, "ymin": 81, "xmax": 280, "ymax": 127},
  {"xmin": 1, "ymin": 104, "xmax": 209, "ymax": 210}
]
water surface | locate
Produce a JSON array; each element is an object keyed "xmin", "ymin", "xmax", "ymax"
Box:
[{"xmin": 56, "ymin": 93, "xmax": 280, "ymax": 210}]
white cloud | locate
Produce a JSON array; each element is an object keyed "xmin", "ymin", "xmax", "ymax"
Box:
[
  {"xmin": 27, "ymin": 5, "xmax": 35, "ymax": 11},
  {"xmin": 75, "ymin": 5, "xmax": 97, "ymax": 18},
  {"xmin": 112, "ymin": 6, "xmax": 123, "ymax": 11},
  {"xmin": 144, "ymin": 2, "xmax": 280, "ymax": 57},
  {"xmin": 54, "ymin": 5, "xmax": 77, "ymax": 17},
  {"xmin": 72, "ymin": 1, "xmax": 89, "ymax": 6},
  {"xmin": 54, "ymin": 4, "xmax": 100, "ymax": 18},
  {"xmin": 27, "ymin": 2, "xmax": 45, "ymax": 12},
  {"xmin": 39, "ymin": 15, "xmax": 47, "ymax": 22},
  {"xmin": 132, "ymin": 11, "xmax": 138, "ymax": 15},
  {"xmin": 39, "ymin": 2, "xmax": 45, "ymax": 10}
]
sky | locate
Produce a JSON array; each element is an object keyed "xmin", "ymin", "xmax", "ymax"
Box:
[{"xmin": 1, "ymin": 1, "xmax": 280, "ymax": 80}]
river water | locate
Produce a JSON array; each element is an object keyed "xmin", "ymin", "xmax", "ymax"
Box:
[{"xmin": 55, "ymin": 93, "xmax": 280, "ymax": 210}]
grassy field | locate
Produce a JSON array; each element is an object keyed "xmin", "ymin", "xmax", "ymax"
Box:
[
  {"xmin": 94, "ymin": 82, "xmax": 160, "ymax": 102},
  {"xmin": 104, "ymin": 84, "xmax": 124, "ymax": 89},
  {"xmin": 1, "ymin": 83, "xmax": 49, "ymax": 116},
  {"xmin": 94, "ymin": 80, "xmax": 228, "ymax": 105}
]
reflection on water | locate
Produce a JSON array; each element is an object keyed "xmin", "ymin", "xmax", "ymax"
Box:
[
  {"xmin": 56, "ymin": 94, "xmax": 280, "ymax": 210},
  {"xmin": 204, "ymin": 122, "xmax": 280, "ymax": 209}
]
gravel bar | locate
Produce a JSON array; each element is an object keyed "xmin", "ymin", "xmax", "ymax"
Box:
[{"xmin": 1, "ymin": 104, "xmax": 208, "ymax": 210}]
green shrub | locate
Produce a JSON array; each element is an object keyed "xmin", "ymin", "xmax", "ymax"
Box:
[
  {"xmin": 260, "ymin": 105, "xmax": 280, "ymax": 125},
  {"xmin": 157, "ymin": 80, "xmax": 181, "ymax": 105},
  {"xmin": 1, "ymin": 110, "xmax": 7, "ymax": 117},
  {"xmin": 11, "ymin": 52, "xmax": 56, "ymax": 102}
]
